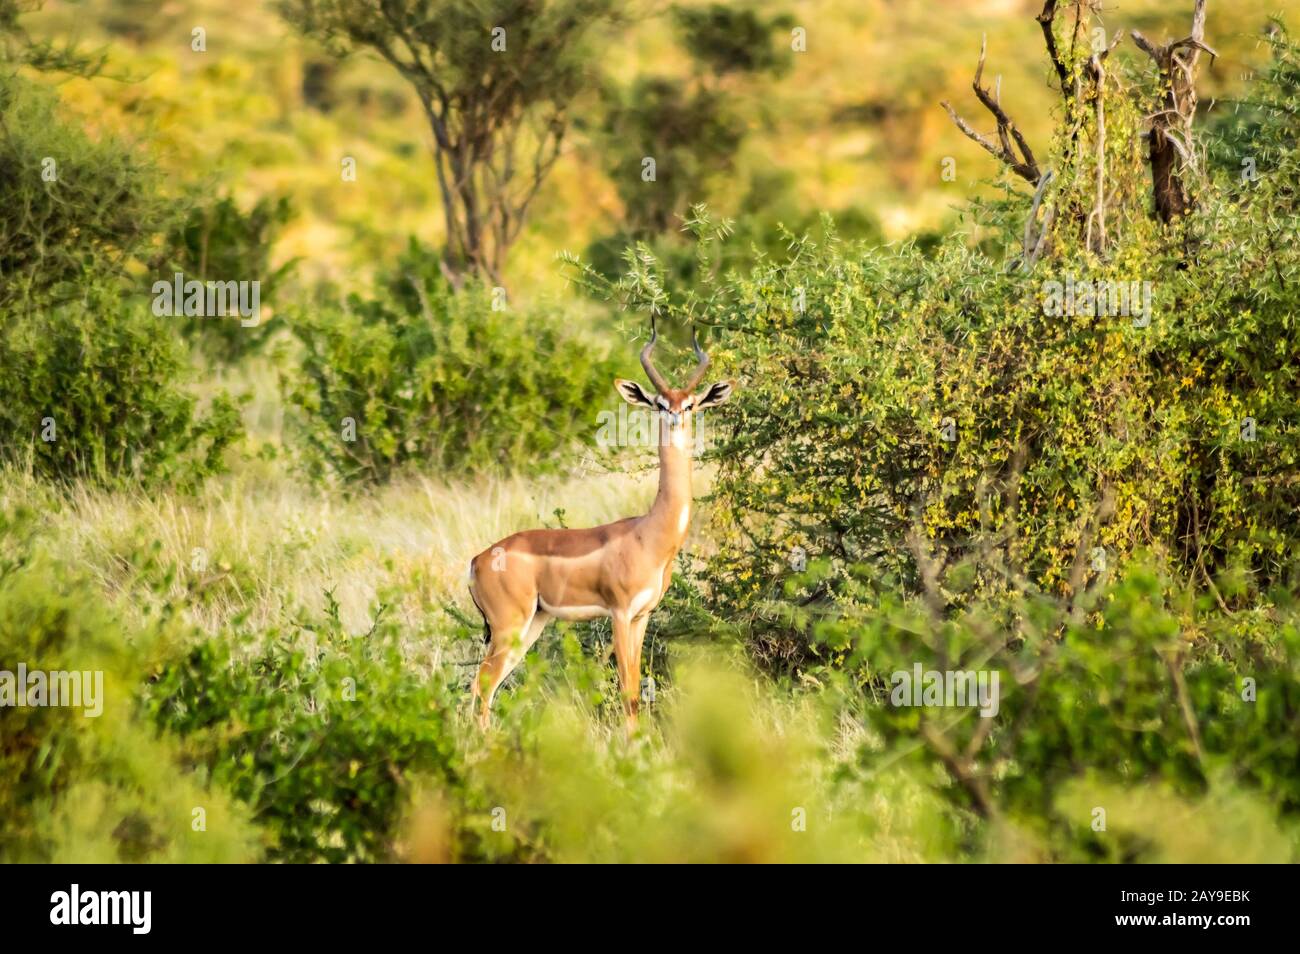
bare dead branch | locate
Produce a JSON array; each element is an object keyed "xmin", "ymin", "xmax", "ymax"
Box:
[
  {"xmin": 942, "ymin": 35, "xmax": 1043, "ymax": 184},
  {"xmin": 1037, "ymin": 0, "xmax": 1070, "ymax": 94},
  {"xmin": 921, "ymin": 720, "xmax": 997, "ymax": 819},
  {"xmin": 1019, "ymin": 168, "xmax": 1056, "ymax": 269}
]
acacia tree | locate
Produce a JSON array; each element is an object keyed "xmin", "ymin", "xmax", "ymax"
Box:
[{"xmin": 281, "ymin": 0, "xmax": 623, "ymax": 287}]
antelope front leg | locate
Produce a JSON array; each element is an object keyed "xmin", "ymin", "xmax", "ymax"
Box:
[
  {"xmin": 630, "ymin": 612, "xmax": 650, "ymax": 714},
  {"xmin": 610, "ymin": 612, "xmax": 640, "ymax": 735}
]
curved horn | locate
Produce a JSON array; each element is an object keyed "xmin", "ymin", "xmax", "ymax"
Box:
[
  {"xmin": 682, "ymin": 324, "xmax": 711, "ymax": 392},
  {"xmin": 640, "ymin": 315, "xmax": 672, "ymax": 395}
]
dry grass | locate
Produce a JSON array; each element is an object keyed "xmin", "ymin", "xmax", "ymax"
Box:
[{"xmin": 11, "ymin": 462, "xmax": 664, "ymax": 641}]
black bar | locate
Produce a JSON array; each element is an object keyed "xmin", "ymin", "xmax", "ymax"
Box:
[{"xmin": 1, "ymin": 863, "xmax": 1281, "ymax": 941}]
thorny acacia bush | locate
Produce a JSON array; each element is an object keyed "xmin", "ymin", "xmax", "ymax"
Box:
[
  {"xmin": 283, "ymin": 240, "xmax": 623, "ymax": 483},
  {"xmin": 567, "ymin": 28, "xmax": 1300, "ymax": 665}
]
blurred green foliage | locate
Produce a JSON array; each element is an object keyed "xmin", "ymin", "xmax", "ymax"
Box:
[
  {"xmin": 598, "ymin": 76, "xmax": 747, "ymax": 239},
  {"xmin": 805, "ymin": 557, "xmax": 1300, "ymax": 859},
  {"xmin": 583, "ymin": 4, "xmax": 856, "ymax": 287},
  {"xmin": 148, "ymin": 592, "xmax": 470, "ymax": 863},
  {"xmin": 165, "ymin": 193, "xmax": 298, "ymax": 362},
  {"xmin": 672, "ymin": 3, "xmax": 794, "ymax": 77},
  {"xmin": 0, "ymin": 506, "xmax": 258, "ymax": 863},
  {"xmin": 0, "ymin": 74, "xmax": 165, "ymax": 313}
]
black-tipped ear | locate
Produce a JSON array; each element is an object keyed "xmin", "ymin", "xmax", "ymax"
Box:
[
  {"xmin": 695, "ymin": 380, "xmax": 734, "ymax": 410},
  {"xmin": 615, "ymin": 379, "xmax": 657, "ymax": 407}
]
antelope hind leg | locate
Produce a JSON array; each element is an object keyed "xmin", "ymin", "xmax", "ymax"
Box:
[{"xmin": 473, "ymin": 607, "xmax": 549, "ymax": 729}]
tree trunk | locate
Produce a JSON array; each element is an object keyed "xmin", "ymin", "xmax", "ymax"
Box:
[{"xmin": 1149, "ymin": 126, "xmax": 1191, "ymax": 222}]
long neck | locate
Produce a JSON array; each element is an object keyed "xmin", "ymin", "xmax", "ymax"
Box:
[{"xmin": 645, "ymin": 417, "xmax": 694, "ymax": 550}]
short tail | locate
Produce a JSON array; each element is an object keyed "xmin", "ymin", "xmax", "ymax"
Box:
[{"xmin": 467, "ymin": 557, "xmax": 491, "ymax": 644}]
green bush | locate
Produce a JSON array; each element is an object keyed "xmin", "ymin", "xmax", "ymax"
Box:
[
  {"xmin": 164, "ymin": 193, "xmax": 298, "ymax": 362},
  {"xmin": 805, "ymin": 557, "xmax": 1300, "ymax": 861},
  {"xmin": 0, "ymin": 72, "xmax": 166, "ymax": 313},
  {"xmin": 0, "ymin": 507, "xmax": 257, "ymax": 863},
  {"xmin": 694, "ymin": 210, "xmax": 1295, "ymax": 654},
  {"xmin": 0, "ymin": 281, "xmax": 244, "ymax": 488},
  {"xmin": 147, "ymin": 592, "xmax": 474, "ymax": 863},
  {"xmin": 283, "ymin": 240, "xmax": 622, "ymax": 483},
  {"xmin": 0, "ymin": 58, "xmax": 241, "ymax": 490},
  {"xmin": 599, "ymin": 30, "xmax": 1300, "ymax": 666}
]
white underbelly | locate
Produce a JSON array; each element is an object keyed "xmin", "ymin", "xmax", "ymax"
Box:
[
  {"xmin": 537, "ymin": 596, "xmax": 611, "ymax": 621},
  {"xmin": 537, "ymin": 580, "xmax": 664, "ymax": 621}
]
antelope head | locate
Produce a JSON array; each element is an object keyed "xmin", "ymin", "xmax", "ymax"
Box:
[{"xmin": 614, "ymin": 318, "xmax": 734, "ymax": 436}]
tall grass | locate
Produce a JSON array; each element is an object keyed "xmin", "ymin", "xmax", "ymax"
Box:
[{"xmin": 10, "ymin": 459, "xmax": 659, "ymax": 638}]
